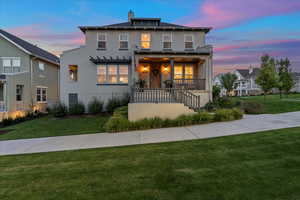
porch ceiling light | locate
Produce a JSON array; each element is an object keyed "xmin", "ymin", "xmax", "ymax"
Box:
[{"xmin": 161, "ymin": 65, "xmax": 170, "ymax": 73}]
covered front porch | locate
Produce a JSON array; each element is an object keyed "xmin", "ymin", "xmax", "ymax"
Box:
[
  {"xmin": 133, "ymin": 53, "xmax": 211, "ymax": 91},
  {"xmin": 130, "ymin": 51, "xmax": 213, "ymax": 112}
]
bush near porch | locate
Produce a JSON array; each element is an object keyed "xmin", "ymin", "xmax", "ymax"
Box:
[{"xmin": 104, "ymin": 106, "xmax": 243, "ymax": 133}]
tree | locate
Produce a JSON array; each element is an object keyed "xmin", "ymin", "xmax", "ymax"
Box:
[
  {"xmin": 276, "ymin": 58, "xmax": 295, "ymax": 98},
  {"xmin": 255, "ymin": 54, "xmax": 278, "ymax": 101},
  {"xmin": 212, "ymin": 85, "xmax": 221, "ymax": 101},
  {"xmin": 220, "ymin": 73, "xmax": 238, "ymax": 96}
]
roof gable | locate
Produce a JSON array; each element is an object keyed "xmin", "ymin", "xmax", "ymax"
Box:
[{"xmin": 0, "ymin": 29, "xmax": 59, "ymax": 65}]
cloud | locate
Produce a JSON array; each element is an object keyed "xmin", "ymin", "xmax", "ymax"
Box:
[
  {"xmin": 6, "ymin": 24, "xmax": 84, "ymax": 55},
  {"xmin": 187, "ymin": 0, "xmax": 300, "ymax": 28}
]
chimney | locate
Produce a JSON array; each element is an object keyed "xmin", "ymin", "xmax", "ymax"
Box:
[
  {"xmin": 128, "ymin": 10, "xmax": 135, "ymax": 22},
  {"xmin": 249, "ymin": 65, "xmax": 253, "ymax": 74}
]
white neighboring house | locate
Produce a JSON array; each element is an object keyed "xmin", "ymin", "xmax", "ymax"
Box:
[
  {"xmin": 292, "ymin": 72, "xmax": 300, "ymax": 93},
  {"xmin": 214, "ymin": 67, "xmax": 261, "ymax": 97},
  {"xmin": 213, "ymin": 73, "xmax": 226, "ymax": 96}
]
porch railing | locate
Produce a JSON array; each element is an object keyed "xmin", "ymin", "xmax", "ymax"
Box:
[
  {"xmin": 131, "ymin": 88, "xmax": 201, "ymax": 110},
  {"xmin": 173, "ymin": 79, "xmax": 206, "ymax": 90}
]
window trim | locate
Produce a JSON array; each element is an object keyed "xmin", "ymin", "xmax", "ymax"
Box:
[
  {"xmin": 97, "ymin": 33, "xmax": 107, "ymax": 50},
  {"xmin": 162, "ymin": 33, "xmax": 172, "ymax": 50},
  {"xmin": 184, "ymin": 34, "xmax": 194, "ymax": 50},
  {"xmin": 38, "ymin": 61, "xmax": 45, "ymax": 71},
  {"xmin": 16, "ymin": 85, "xmax": 24, "ymax": 102},
  {"xmin": 36, "ymin": 86, "xmax": 47, "ymax": 103},
  {"xmin": 141, "ymin": 33, "xmax": 151, "ymax": 49},
  {"xmin": 119, "ymin": 33, "xmax": 129, "ymax": 50},
  {"xmin": 1, "ymin": 57, "xmax": 21, "ymax": 74},
  {"xmin": 97, "ymin": 64, "xmax": 129, "ymax": 85}
]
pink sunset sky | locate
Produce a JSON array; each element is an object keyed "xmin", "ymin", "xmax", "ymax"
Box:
[{"xmin": 1, "ymin": 0, "xmax": 300, "ymax": 75}]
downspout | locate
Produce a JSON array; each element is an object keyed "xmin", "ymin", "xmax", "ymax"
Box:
[{"xmin": 30, "ymin": 56, "xmax": 37, "ymax": 110}]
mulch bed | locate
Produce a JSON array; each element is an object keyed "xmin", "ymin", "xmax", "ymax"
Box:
[{"xmin": 0, "ymin": 130, "xmax": 14, "ymax": 135}]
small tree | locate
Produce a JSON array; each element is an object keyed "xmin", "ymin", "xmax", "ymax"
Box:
[
  {"xmin": 212, "ymin": 85, "xmax": 221, "ymax": 101},
  {"xmin": 256, "ymin": 54, "xmax": 278, "ymax": 101},
  {"xmin": 220, "ymin": 73, "xmax": 238, "ymax": 96},
  {"xmin": 276, "ymin": 58, "xmax": 295, "ymax": 98}
]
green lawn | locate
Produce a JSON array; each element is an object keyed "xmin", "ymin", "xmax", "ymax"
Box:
[
  {"xmin": 237, "ymin": 93, "xmax": 300, "ymax": 114},
  {"xmin": 0, "ymin": 115, "xmax": 109, "ymax": 141},
  {"xmin": 1, "ymin": 127, "xmax": 300, "ymax": 200}
]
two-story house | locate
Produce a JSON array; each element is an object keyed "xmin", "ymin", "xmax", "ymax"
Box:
[
  {"xmin": 0, "ymin": 29, "xmax": 60, "ymax": 120},
  {"xmin": 60, "ymin": 11, "xmax": 213, "ymax": 120},
  {"xmin": 233, "ymin": 67, "xmax": 261, "ymax": 96}
]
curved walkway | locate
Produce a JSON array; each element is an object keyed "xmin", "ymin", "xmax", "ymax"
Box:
[{"xmin": 1, "ymin": 111, "xmax": 300, "ymax": 156}]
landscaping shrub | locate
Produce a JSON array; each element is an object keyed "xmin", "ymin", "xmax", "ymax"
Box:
[
  {"xmin": 106, "ymin": 94, "xmax": 130, "ymax": 113},
  {"xmin": 106, "ymin": 98, "xmax": 121, "ymax": 113},
  {"xmin": 241, "ymin": 101, "xmax": 264, "ymax": 114},
  {"xmin": 51, "ymin": 102, "xmax": 68, "ymax": 118},
  {"xmin": 69, "ymin": 102, "xmax": 85, "ymax": 115},
  {"xmin": 105, "ymin": 107, "xmax": 241, "ymax": 133},
  {"xmin": 214, "ymin": 109, "xmax": 243, "ymax": 122},
  {"xmin": 204, "ymin": 101, "xmax": 219, "ymax": 112},
  {"xmin": 217, "ymin": 97, "xmax": 241, "ymax": 109},
  {"xmin": 1, "ymin": 117, "xmax": 14, "ymax": 127},
  {"xmin": 88, "ymin": 98, "xmax": 103, "ymax": 114}
]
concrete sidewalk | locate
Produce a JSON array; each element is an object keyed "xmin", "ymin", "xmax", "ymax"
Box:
[{"xmin": 1, "ymin": 111, "xmax": 300, "ymax": 156}]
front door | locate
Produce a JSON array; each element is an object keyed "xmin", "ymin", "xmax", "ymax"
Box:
[{"xmin": 150, "ymin": 64, "xmax": 161, "ymax": 88}]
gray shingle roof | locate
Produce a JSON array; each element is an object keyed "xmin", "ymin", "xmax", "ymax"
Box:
[
  {"xmin": 236, "ymin": 69, "xmax": 250, "ymax": 78},
  {"xmin": 79, "ymin": 18, "xmax": 211, "ymax": 33},
  {"xmin": 0, "ymin": 29, "xmax": 59, "ymax": 65}
]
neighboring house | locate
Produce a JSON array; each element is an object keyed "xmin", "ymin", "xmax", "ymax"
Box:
[
  {"xmin": 60, "ymin": 11, "xmax": 213, "ymax": 121},
  {"xmin": 213, "ymin": 73, "xmax": 226, "ymax": 96},
  {"xmin": 233, "ymin": 67, "xmax": 261, "ymax": 96},
  {"xmin": 292, "ymin": 72, "xmax": 300, "ymax": 93},
  {"xmin": 213, "ymin": 66, "xmax": 261, "ymax": 97},
  {"xmin": 0, "ymin": 29, "xmax": 60, "ymax": 120}
]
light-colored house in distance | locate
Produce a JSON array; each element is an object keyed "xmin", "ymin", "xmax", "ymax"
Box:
[
  {"xmin": 0, "ymin": 29, "xmax": 60, "ymax": 119},
  {"xmin": 60, "ymin": 11, "xmax": 213, "ymax": 120},
  {"xmin": 213, "ymin": 66, "xmax": 261, "ymax": 97}
]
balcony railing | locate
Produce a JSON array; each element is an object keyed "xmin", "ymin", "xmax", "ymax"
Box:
[{"xmin": 173, "ymin": 79, "xmax": 206, "ymax": 90}]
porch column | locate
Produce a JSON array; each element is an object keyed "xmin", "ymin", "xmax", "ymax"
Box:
[
  {"xmin": 170, "ymin": 59, "xmax": 174, "ymax": 81},
  {"xmin": 132, "ymin": 55, "xmax": 140, "ymax": 87}
]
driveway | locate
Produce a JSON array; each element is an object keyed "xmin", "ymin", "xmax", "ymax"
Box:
[{"xmin": 1, "ymin": 111, "xmax": 300, "ymax": 156}]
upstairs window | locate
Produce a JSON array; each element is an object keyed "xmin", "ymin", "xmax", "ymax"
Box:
[
  {"xmin": 16, "ymin": 85, "xmax": 24, "ymax": 101},
  {"xmin": 162, "ymin": 34, "xmax": 172, "ymax": 50},
  {"xmin": 97, "ymin": 33, "xmax": 107, "ymax": 50},
  {"xmin": 141, "ymin": 33, "xmax": 151, "ymax": 49},
  {"xmin": 97, "ymin": 64, "xmax": 129, "ymax": 84},
  {"xmin": 184, "ymin": 35, "xmax": 194, "ymax": 49},
  {"xmin": 69, "ymin": 65, "xmax": 78, "ymax": 81},
  {"xmin": 38, "ymin": 61, "xmax": 45, "ymax": 71},
  {"xmin": 2, "ymin": 58, "xmax": 21, "ymax": 73},
  {"xmin": 119, "ymin": 33, "xmax": 129, "ymax": 50}
]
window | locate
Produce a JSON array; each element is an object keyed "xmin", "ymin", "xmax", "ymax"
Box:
[
  {"xmin": 16, "ymin": 85, "xmax": 24, "ymax": 101},
  {"xmin": 69, "ymin": 65, "xmax": 78, "ymax": 81},
  {"xmin": 185, "ymin": 64, "xmax": 194, "ymax": 79},
  {"xmin": 184, "ymin": 35, "xmax": 194, "ymax": 49},
  {"xmin": 38, "ymin": 62, "xmax": 45, "ymax": 71},
  {"xmin": 174, "ymin": 64, "xmax": 194, "ymax": 79},
  {"xmin": 119, "ymin": 65, "xmax": 129, "ymax": 83},
  {"xmin": 36, "ymin": 87, "xmax": 47, "ymax": 103},
  {"xmin": 69, "ymin": 93, "xmax": 78, "ymax": 107},
  {"xmin": 97, "ymin": 33, "xmax": 107, "ymax": 49},
  {"xmin": 119, "ymin": 33, "xmax": 129, "ymax": 50},
  {"xmin": 97, "ymin": 64, "xmax": 129, "ymax": 84},
  {"xmin": 174, "ymin": 64, "xmax": 184, "ymax": 79},
  {"xmin": 163, "ymin": 34, "xmax": 172, "ymax": 49},
  {"xmin": 141, "ymin": 33, "xmax": 151, "ymax": 49},
  {"xmin": 108, "ymin": 65, "xmax": 118, "ymax": 83},
  {"xmin": 2, "ymin": 58, "xmax": 21, "ymax": 73}
]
